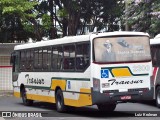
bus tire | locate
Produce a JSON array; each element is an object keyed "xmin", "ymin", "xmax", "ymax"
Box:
[
  {"xmin": 97, "ymin": 103, "xmax": 116, "ymax": 111},
  {"xmin": 156, "ymin": 86, "xmax": 160, "ymax": 108},
  {"xmin": 55, "ymin": 89, "xmax": 66, "ymax": 112},
  {"xmin": 21, "ymin": 88, "xmax": 33, "ymax": 106}
]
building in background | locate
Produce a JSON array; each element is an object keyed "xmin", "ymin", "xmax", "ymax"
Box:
[{"xmin": 0, "ymin": 43, "xmax": 19, "ymax": 92}]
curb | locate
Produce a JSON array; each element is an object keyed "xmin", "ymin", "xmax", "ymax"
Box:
[{"xmin": 0, "ymin": 90, "xmax": 13, "ymax": 97}]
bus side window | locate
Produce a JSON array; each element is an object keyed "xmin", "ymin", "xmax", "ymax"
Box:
[
  {"xmin": 34, "ymin": 49, "xmax": 42, "ymax": 69},
  {"xmin": 43, "ymin": 48, "xmax": 51, "ymax": 70},
  {"xmin": 83, "ymin": 43, "xmax": 90, "ymax": 67},
  {"xmin": 39, "ymin": 49, "xmax": 42, "ymax": 69},
  {"xmin": 47, "ymin": 48, "xmax": 51, "ymax": 69},
  {"xmin": 26, "ymin": 50, "xmax": 33, "ymax": 71},
  {"xmin": 76, "ymin": 42, "xmax": 90, "ymax": 71},
  {"xmin": 63, "ymin": 58, "xmax": 69, "ymax": 69},
  {"xmin": 63, "ymin": 45, "xmax": 75, "ymax": 70},
  {"xmin": 76, "ymin": 44, "xmax": 83, "ymax": 70},
  {"xmin": 30, "ymin": 49, "xmax": 34, "ymax": 70},
  {"xmin": 76, "ymin": 57, "xmax": 85, "ymax": 69},
  {"xmin": 20, "ymin": 51, "xmax": 26, "ymax": 71},
  {"xmin": 52, "ymin": 47, "xmax": 57, "ymax": 69},
  {"xmin": 52, "ymin": 46, "xmax": 63, "ymax": 70},
  {"xmin": 68, "ymin": 58, "xmax": 75, "ymax": 69}
]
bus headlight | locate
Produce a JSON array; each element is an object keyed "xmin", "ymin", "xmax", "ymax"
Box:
[{"xmin": 93, "ymin": 78, "xmax": 100, "ymax": 91}]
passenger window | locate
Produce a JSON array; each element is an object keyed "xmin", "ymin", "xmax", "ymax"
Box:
[
  {"xmin": 76, "ymin": 43, "xmax": 90, "ymax": 71},
  {"xmin": 52, "ymin": 46, "xmax": 63, "ymax": 70},
  {"xmin": 63, "ymin": 45, "xmax": 75, "ymax": 70},
  {"xmin": 26, "ymin": 50, "xmax": 33, "ymax": 71},
  {"xmin": 20, "ymin": 51, "xmax": 26, "ymax": 71},
  {"xmin": 43, "ymin": 48, "xmax": 51, "ymax": 70},
  {"xmin": 34, "ymin": 49, "xmax": 42, "ymax": 69}
]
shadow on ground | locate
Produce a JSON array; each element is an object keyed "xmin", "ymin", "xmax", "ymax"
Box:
[{"xmin": 17, "ymin": 102, "xmax": 135, "ymax": 118}]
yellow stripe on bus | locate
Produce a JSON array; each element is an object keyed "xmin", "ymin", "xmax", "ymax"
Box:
[
  {"xmin": 112, "ymin": 68, "xmax": 132, "ymax": 77},
  {"xmin": 80, "ymin": 88, "xmax": 91, "ymax": 93},
  {"xmin": 25, "ymin": 92, "xmax": 92, "ymax": 107},
  {"xmin": 27, "ymin": 94, "xmax": 55, "ymax": 103},
  {"xmin": 14, "ymin": 91, "xmax": 56, "ymax": 103},
  {"xmin": 50, "ymin": 79, "xmax": 66, "ymax": 90},
  {"xmin": 64, "ymin": 93, "xmax": 92, "ymax": 107},
  {"xmin": 25, "ymin": 88, "xmax": 92, "ymax": 107},
  {"xmin": 64, "ymin": 88, "xmax": 92, "ymax": 107},
  {"xmin": 14, "ymin": 92, "xmax": 21, "ymax": 98}
]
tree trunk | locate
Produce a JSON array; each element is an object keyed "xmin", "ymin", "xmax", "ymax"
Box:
[{"xmin": 49, "ymin": 0, "xmax": 56, "ymax": 39}]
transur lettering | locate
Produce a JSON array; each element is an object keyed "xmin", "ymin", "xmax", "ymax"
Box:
[
  {"xmin": 25, "ymin": 74, "xmax": 44, "ymax": 84},
  {"xmin": 108, "ymin": 79, "xmax": 143, "ymax": 85}
]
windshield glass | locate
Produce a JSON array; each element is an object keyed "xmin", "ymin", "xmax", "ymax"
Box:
[{"xmin": 94, "ymin": 36, "xmax": 151, "ymax": 63}]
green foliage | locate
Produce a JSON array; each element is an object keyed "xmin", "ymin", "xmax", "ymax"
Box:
[
  {"xmin": 0, "ymin": 0, "xmax": 39, "ymax": 42},
  {"xmin": 2, "ymin": 0, "xmax": 159, "ymax": 42},
  {"xmin": 22, "ymin": 21, "xmax": 34, "ymax": 33},
  {"xmin": 126, "ymin": 0, "xmax": 160, "ymax": 36},
  {"xmin": 42, "ymin": 14, "xmax": 52, "ymax": 30},
  {"xmin": 58, "ymin": 8, "xmax": 68, "ymax": 18},
  {"xmin": 150, "ymin": 18, "xmax": 160, "ymax": 36},
  {"xmin": 1, "ymin": 0, "xmax": 38, "ymax": 15}
]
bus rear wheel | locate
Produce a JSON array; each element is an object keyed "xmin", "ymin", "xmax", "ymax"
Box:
[
  {"xmin": 97, "ymin": 103, "xmax": 116, "ymax": 111},
  {"xmin": 21, "ymin": 88, "xmax": 33, "ymax": 106},
  {"xmin": 156, "ymin": 86, "xmax": 160, "ymax": 108},
  {"xmin": 55, "ymin": 89, "xmax": 66, "ymax": 112}
]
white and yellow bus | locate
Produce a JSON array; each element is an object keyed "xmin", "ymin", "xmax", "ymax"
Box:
[{"xmin": 11, "ymin": 31, "xmax": 153, "ymax": 112}]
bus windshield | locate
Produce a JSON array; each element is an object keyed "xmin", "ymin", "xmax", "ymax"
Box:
[{"xmin": 94, "ymin": 36, "xmax": 151, "ymax": 63}]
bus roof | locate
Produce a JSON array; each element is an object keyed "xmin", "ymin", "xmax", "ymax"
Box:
[
  {"xmin": 150, "ymin": 38, "xmax": 160, "ymax": 45},
  {"xmin": 14, "ymin": 31, "xmax": 149, "ymax": 50}
]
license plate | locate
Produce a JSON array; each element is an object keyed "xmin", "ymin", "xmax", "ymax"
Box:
[{"xmin": 120, "ymin": 95, "xmax": 131, "ymax": 100}]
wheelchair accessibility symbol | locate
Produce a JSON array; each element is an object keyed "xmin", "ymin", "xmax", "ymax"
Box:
[{"xmin": 101, "ymin": 69, "xmax": 109, "ymax": 78}]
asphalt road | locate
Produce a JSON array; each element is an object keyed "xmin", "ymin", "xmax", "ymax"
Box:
[{"xmin": 0, "ymin": 96, "xmax": 160, "ymax": 120}]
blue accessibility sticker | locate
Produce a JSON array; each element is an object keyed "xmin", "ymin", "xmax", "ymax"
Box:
[
  {"xmin": 68, "ymin": 81, "xmax": 71, "ymax": 89},
  {"xmin": 101, "ymin": 69, "xmax": 109, "ymax": 78}
]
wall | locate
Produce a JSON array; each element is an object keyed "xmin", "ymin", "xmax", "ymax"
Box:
[{"xmin": 0, "ymin": 44, "xmax": 19, "ymax": 91}]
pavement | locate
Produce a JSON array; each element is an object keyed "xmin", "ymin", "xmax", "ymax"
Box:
[
  {"xmin": 0, "ymin": 117, "xmax": 5, "ymax": 120},
  {"xmin": 0, "ymin": 90, "xmax": 13, "ymax": 97}
]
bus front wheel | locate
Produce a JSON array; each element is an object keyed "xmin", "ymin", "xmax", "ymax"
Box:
[
  {"xmin": 21, "ymin": 88, "xmax": 33, "ymax": 106},
  {"xmin": 55, "ymin": 89, "xmax": 66, "ymax": 112},
  {"xmin": 156, "ymin": 86, "xmax": 160, "ymax": 108},
  {"xmin": 97, "ymin": 103, "xmax": 116, "ymax": 111}
]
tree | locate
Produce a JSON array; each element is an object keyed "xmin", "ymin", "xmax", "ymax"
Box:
[
  {"xmin": 54, "ymin": 0, "xmax": 123, "ymax": 36},
  {"xmin": 125, "ymin": 0, "xmax": 160, "ymax": 36},
  {"xmin": 0, "ymin": 0, "xmax": 39, "ymax": 42},
  {"xmin": 150, "ymin": 0, "xmax": 160, "ymax": 36},
  {"xmin": 0, "ymin": 0, "xmax": 54, "ymax": 42},
  {"xmin": 54, "ymin": 0, "xmax": 83, "ymax": 36},
  {"xmin": 101, "ymin": 0, "xmax": 124, "ymax": 31},
  {"xmin": 0, "ymin": 0, "xmax": 127, "ymax": 42}
]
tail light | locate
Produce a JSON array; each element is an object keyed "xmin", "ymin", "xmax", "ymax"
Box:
[{"xmin": 93, "ymin": 78, "xmax": 100, "ymax": 91}]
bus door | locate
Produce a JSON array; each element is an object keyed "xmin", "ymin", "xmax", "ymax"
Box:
[{"xmin": 10, "ymin": 51, "xmax": 19, "ymax": 85}]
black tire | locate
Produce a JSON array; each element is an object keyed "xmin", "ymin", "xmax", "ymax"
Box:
[
  {"xmin": 55, "ymin": 89, "xmax": 66, "ymax": 112},
  {"xmin": 21, "ymin": 88, "xmax": 33, "ymax": 106},
  {"xmin": 156, "ymin": 86, "xmax": 160, "ymax": 108},
  {"xmin": 97, "ymin": 103, "xmax": 116, "ymax": 111}
]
